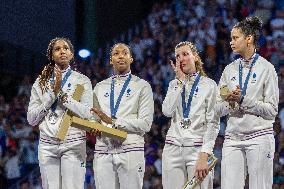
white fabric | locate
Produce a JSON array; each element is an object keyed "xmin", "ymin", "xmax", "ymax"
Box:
[
  {"xmin": 162, "ymin": 75, "xmax": 219, "ymax": 154},
  {"xmin": 221, "ymin": 134, "xmax": 274, "ymax": 189},
  {"xmin": 27, "ymin": 69, "xmax": 93, "ymax": 138},
  {"xmin": 216, "ymin": 55, "xmax": 279, "ymax": 134},
  {"xmin": 93, "ymin": 73, "xmax": 154, "ymax": 189},
  {"xmin": 216, "ymin": 55, "xmax": 279, "ymax": 189},
  {"xmin": 38, "ymin": 140, "xmax": 86, "ymax": 189},
  {"xmin": 162, "ymin": 144, "xmax": 213, "ymax": 189}
]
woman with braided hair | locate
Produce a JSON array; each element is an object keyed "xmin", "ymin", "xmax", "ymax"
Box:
[
  {"xmin": 216, "ymin": 16, "xmax": 279, "ymax": 188},
  {"xmin": 27, "ymin": 37, "xmax": 93, "ymax": 189}
]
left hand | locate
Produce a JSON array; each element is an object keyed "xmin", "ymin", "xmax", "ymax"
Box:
[
  {"xmin": 226, "ymin": 85, "xmax": 242, "ymax": 103},
  {"xmin": 90, "ymin": 108, "xmax": 113, "ymax": 124},
  {"xmin": 195, "ymin": 152, "xmax": 209, "ymax": 181}
]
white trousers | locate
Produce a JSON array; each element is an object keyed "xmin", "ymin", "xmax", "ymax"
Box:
[
  {"xmin": 221, "ymin": 134, "xmax": 274, "ymax": 189},
  {"xmin": 38, "ymin": 140, "xmax": 86, "ymax": 189},
  {"xmin": 93, "ymin": 151, "xmax": 145, "ymax": 189},
  {"xmin": 162, "ymin": 144, "xmax": 213, "ymax": 189}
]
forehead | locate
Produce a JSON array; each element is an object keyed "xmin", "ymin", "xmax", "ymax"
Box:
[
  {"xmin": 231, "ymin": 28, "xmax": 243, "ymax": 36},
  {"xmin": 112, "ymin": 44, "xmax": 130, "ymax": 53},
  {"xmin": 53, "ymin": 40, "xmax": 70, "ymax": 47},
  {"xmin": 175, "ymin": 45, "xmax": 192, "ymax": 54}
]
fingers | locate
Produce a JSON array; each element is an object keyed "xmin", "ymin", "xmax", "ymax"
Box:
[
  {"xmin": 195, "ymin": 169, "xmax": 208, "ymax": 181},
  {"xmin": 90, "ymin": 108, "xmax": 113, "ymax": 124},
  {"xmin": 90, "ymin": 129, "xmax": 102, "ymax": 137},
  {"xmin": 170, "ymin": 60, "xmax": 176, "ymax": 71}
]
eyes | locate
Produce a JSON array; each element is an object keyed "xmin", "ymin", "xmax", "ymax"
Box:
[
  {"xmin": 112, "ymin": 51, "xmax": 128, "ymax": 56},
  {"xmin": 53, "ymin": 46, "xmax": 70, "ymax": 52},
  {"xmin": 176, "ymin": 52, "xmax": 189, "ymax": 59}
]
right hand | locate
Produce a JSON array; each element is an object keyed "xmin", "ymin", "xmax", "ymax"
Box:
[
  {"xmin": 90, "ymin": 129, "xmax": 102, "ymax": 137},
  {"xmin": 90, "ymin": 108, "xmax": 113, "ymax": 124},
  {"xmin": 52, "ymin": 64, "xmax": 62, "ymax": 95},
  {"xmin": 170, "ymin": 60, "xmax": 185, "ymax": 81}
]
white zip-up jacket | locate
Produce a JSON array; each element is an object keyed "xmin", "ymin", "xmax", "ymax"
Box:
[
  {"xmin": 216, "ymin": 55, "xmax": 279, "ymax": 135},
  {"xmin": 93, "ymin": 73, "xmax": 154, "ymax": 153},
  {"xmin": 162, "ymin": 74, "xmax": 219, "ymax": 154},
  {"xmin": 27, "ymin": 68, "xmax": 93, "ymax": 141}
]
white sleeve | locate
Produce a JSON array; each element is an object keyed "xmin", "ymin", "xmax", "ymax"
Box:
[
  {"xmin": 27, "ymin": 81, "xmax": 56, "ymax": 126},
  {"xmin": 162, "ymin": 79, "xmax": 183, "ymax": 117},
  {"xmin": 201, "ymin": 82, "xmax": 220, "ymax": 154},
  {"xmin": 215, "ymin": 69, "xmax": 230, "ymax": 117},
  {"xmin": 115, "ymin": 83, "xmax": 154, "ymax": 134},
  {"xmin": 62, "ymin": 78, "xmax": 93, "ymax": 120},
  {"xmin": 240, "ymin": 66, "xmax": 279, "ymax": 120}
]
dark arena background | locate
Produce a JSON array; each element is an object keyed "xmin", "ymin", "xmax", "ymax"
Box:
[{"xmin": 0, "ymin": 0, "xmax": 284, "ymax": 188}]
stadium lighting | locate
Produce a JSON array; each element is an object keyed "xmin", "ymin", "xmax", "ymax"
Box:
[{"xmin": 78, "ymin": 49, "xmax": 91, "ymax": 58}]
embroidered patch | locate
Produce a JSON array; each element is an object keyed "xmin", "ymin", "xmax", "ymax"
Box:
[
  {"xmin": 126, "ymin": 88, "xmax": 131, "ymax": 97},
  {"xmin": 104, "ymin": 92, "xmax": 109, "ymax": 97}
]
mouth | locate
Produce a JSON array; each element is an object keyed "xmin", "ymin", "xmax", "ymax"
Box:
[{"xmin": 60, "ymin": 56, "xmax": 68, "ymax": 60}]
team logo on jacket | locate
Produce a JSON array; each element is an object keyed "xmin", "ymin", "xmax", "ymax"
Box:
[
  {"xmin": 231, "ymin": 76, "xmax": 236, "ymax": 81},
  {"xmin": 104, "ymin": 92, "xmax": 109, "ymax": 97},
  {"xmin": 126, "ymin": 88, "xmax": 131, "ymax": 97},
  {"xmin": 251, "ymin": 73, "xmax": 257, "ymax": 83},
  {"xmin": 194, "ymin": 87, "xmax": 199, "ymax": 97},
  {"xmin": 67, "ymin": 83, "xmax": 72, "ymax": 92}
]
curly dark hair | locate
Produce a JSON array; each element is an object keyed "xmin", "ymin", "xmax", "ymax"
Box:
[
  {"xmin": 233, "ymin": 16, "xmax": 263, "ymax": 47},
  {"xmin": 39, "ymin": 37, "xmax": 74, "ymax": 93}
]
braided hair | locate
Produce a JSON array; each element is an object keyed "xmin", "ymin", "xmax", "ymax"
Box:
[
  {"xmin": 39, "ymin": 37, "xmax": 74, "ymax": 93},
  {"xmin": 175, "ymin": 41, "xmax": 207, "ymax": 77},
  {"xmin": 233, "ymin": 16, "xmax": 263, "ymax": 47}
]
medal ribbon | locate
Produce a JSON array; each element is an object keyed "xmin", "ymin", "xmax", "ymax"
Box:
[
  {"xmin": 239, "ymin": 54, "xmax": 258, "ymax": 97},
  {"xmin": 110, "ymin": 74, "xmax": 132, "ymax": 119},
  {"xmin": 50, "ymin": 68, "xmax": 72, "ymax": 112},
  {"xmin": 182, "ymin": 74, "xmax": 201, "ymax": 119}
]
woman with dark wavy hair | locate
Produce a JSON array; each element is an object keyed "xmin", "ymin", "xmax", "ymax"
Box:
[
  {"xmin": 216, "ymin": 16, "xmax": 279, "ymax": 188},
  {"xmin": 27, "ymin": 37, "xmax": 93, "ymax": 189}
]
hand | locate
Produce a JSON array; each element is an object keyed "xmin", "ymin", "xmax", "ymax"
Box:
[
  {"xmin": 90, "ymin": 129, "xmax": 102, "ymax": 137},
  {"xmin": 195, "ymin": 152, "xmax": 209, "ymax": 181},
  {"xmin": 90, "ymin": 108, "xmax": 113, "ymax": 124},
  {"xmin": 170, "ymin": 60, "xmax": 185, "ymax": 81},
  {"xmin": 52, "ymin": 64, "xmax": 62, "ymax": 95},
  {"xmin": 226, "ymin": 85, "xmax": 242, "ymax": 103}
]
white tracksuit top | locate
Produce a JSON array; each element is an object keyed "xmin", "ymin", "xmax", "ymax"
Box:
[
  {"xmin": 216, "ymin": 55, "xmax": 279, "ymax": 135},
  {"xmin": 93, "ymin": 73, "xmax": 154, "ymax": 153},
  {"xmin": 162, "ymin": 74, "xmax": 219, "ymax": 154},
  {"xmin": 27, "ymin": 68, "xmax": 93, "ymax": 140}
]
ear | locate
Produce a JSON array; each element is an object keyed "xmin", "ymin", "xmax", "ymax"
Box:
[
  {"xmin": 247, "ymin": 35, "xmax": 253, "ymax": 44},
  {"xmin": 130, "ymin": 57, "xmax": 134, "ymax": 64},
  {"xmin": 110, "ymin": 57, "xmax": 113, "ymax": 65}
]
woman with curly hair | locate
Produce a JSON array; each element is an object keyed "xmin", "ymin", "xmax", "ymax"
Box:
[{"xmin": 27, "ymin": 37, "xmax": 93, "ymax": 189}]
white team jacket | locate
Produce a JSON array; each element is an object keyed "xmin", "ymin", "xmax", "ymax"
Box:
[
  {"xmin": 93, "ymin": 73, "xmax": 154, "ymax": 153},
  {"xmin": 27, "ymin": 68, "xmax": 93, "ymax": 141},
  {"xmin": 216, "ymin": 55, "xmax": 279, "ymax": 135},
  {"xmin": 162, "ymin": 74, "xmax": 219, "ymax": 154}
]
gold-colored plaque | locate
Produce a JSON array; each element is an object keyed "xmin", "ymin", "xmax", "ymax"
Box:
[
  {"xmin": 55, "ymin": 84, "xmax": 84, "ymax": 140},
  {"xmin": 72, "ymin": 116, "xmax": 127, "ymax": 141}
]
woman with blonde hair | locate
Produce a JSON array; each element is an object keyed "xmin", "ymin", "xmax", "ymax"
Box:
[{"xmin": 162, "ymin": 41, "xmax": 219, "ymax": 189}]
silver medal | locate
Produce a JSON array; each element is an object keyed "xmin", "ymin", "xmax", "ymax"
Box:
[
  {"xmin": 181, "ymin": 118, "xmax": 191, "ymax": 129},
  {"xmin": 48, "ymin": 112, "xmax": 58, "ymax": 124}
]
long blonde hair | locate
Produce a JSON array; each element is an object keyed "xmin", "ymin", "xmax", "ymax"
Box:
[{"xmin": 174, "ymin": 41, "xmax": 207, "ymax": 77}]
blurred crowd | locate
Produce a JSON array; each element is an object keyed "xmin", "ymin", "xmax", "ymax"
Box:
[{"xmin": 1, "ymin": 0, "xmax": 284, "ymax": 188}]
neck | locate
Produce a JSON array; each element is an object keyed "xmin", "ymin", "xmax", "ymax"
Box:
[
  {"xmin": 56, "ymin": 63, "xmax": 69, "ymax": 71},
  {"xmin": 114, "ymin": 69, "xmax": 130, "ymax": 76},
  {"xmin": 240, "ymin": 46, "xmax": 255, "ymax": 60}
]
